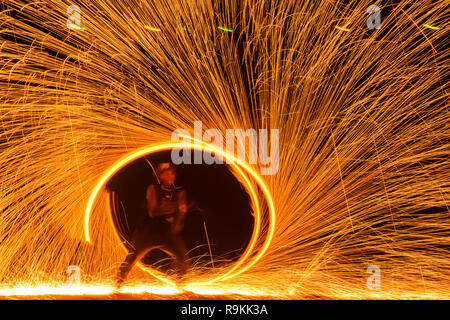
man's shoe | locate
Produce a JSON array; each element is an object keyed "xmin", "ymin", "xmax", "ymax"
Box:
[{"xmin": 115, "ymin": 277, "xmax": 125, "ymax": 290}]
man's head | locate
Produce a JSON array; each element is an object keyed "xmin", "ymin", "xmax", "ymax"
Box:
[{"xmin": 157, "ymin": 162, "xmax": 176, "ymax": 186}]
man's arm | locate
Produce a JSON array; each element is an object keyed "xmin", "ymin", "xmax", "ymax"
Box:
[
  {"xmin": 146, "ymin": 185, "xmax": 157, "ymax": 217},
  {"xmin": 172, "ymin": 189, "xmax": 187, "ymax": 233},
  {"xmin": 177, "ymin": 189, "xmax": 187, "ymax": 215}
]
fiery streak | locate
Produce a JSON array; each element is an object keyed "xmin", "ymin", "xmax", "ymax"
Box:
[
  {"xmin": 0, "ymin": 0, "xmax": 449, "ymax": 299},
  {"xmin": 144, "ymin": 25, "xmax": 161, "ymax": 32},
  {"xmin": 423, "ymin": 24, "xmax": 441, "ymax": 30},
  {"xmin": 217, "ymin": 26, "xmax": 233, "ymax": 32},
  {"xmin": 67, "ymin": 23, "xmax": 85, "ymax": 31},
  {"xmin": 335, "ymin": 25, "xmax": 351, "ymax": 32}
]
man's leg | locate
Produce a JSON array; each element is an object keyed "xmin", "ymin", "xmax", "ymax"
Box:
[
  {"xmin": 163, "ymin": 233, "xmax": 190, "ymax": 279},
  {"xmin": 116, "ymin": 229, "xmax": 159, "ymax": 287}
]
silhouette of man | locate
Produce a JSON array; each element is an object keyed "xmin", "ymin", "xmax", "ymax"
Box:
[{"xmin": 116, "ymin": 162, "xmax": 189, "ymax": 287}]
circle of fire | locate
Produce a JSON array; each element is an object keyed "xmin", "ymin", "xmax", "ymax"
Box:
[{"xmin": 84, "ymin": 138, "xmax": 276, "ymax": 285}]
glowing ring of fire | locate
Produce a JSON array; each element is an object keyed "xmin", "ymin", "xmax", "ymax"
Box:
[{"xmin": 84, "ymin": 139, "xmax": 276, "ymax": 285}]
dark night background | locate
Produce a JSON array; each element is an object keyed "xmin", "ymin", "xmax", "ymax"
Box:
[{"xmin": 105, "ymin": 149, "xmax": 254, "ymax": 274}]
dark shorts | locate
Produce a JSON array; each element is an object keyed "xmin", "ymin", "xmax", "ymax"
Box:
[{"xmin": 135, "ymin": 214, "xmax": 177, "ymax": 235}]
